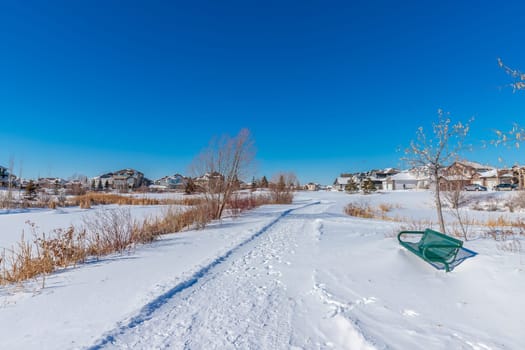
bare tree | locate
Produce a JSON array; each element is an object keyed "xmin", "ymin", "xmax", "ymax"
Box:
[
  {"xmin": 190, "ymin": 129, "xmax": 255, "ymax": 220},
  {"xmin": 443, "ymin": 179, "xmax": 471, "ymax": 240},
  {"xmin": 404, "ymin": 110, "xmax": 472, "ymax": 232},
  {"xmin": 269, "ymin": 172, "xmax": 295, "ymax": 204}
]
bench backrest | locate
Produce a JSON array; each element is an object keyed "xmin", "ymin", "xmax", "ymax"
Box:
[
  {"xmin": 420, "ymin": 229, "xmax": 462, "ymax": 246},
  {"xmin": 419, "ymin": 229, "xmax": 463, "ymax": 261}
]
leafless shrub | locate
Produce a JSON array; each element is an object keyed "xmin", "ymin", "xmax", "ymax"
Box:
[
  {"xmin": 486, "ymin": 199, "xmax": 499, "ymax": 212},
  {"xmin": 506, "ymin": 191, "xmax": 525, "ymax": 212},
  {"xmin": 269, "ymin": 173, "xmax": 295, "ymax": 204},
  {"xmin": 378, "ymin": 203, "xmax": 395, "ymax": 213},
  {"xmin": 36, "ymin": 227, "xmax": 87, "ymax": 268},
  {"xmin": 139, "ymin": 205, "xmax": 213, "ymax": 237},
  {"xmin": 83, "ymin": 208, "xmax": 136, "ymax": 255},
  {"xmin": 0, "ymin": 192, "xmax": 10, "ymax": 209},
  {"xmin": 344, "ymin": 202, "xmax": 375, "ymax": 219},
  {"xmin": 37, "ymin": 191, "xmax": 52, "ymax": 207},
  {"xmin": 57, "ymin": 192, "xmax": 67, "ymax": 207},
  {"xmin": 190, "ymin": 128, "xmax": 256, "ymax": 220},
  {"xmin": 0, "ymin": 224, "xmax": 54, "ymax": 285},
  {"xmin": 443, "ymin": 183, "xmax": 472, "ymax": 240}
]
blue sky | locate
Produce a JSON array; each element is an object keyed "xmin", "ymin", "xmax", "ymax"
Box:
[{"xmin": 1, "ymin": 1, "xmax": 525, "ymax": 185}]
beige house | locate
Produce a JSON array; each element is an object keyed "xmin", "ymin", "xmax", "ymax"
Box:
[
  {"xmin": 440, "ymin": 161, "xmax": 494, "ymax": 191},
  {"xmin": 306, "ymin": 183, "xmax": 319, "ymax": 191}
]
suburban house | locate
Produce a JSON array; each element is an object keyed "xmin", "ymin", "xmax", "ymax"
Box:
[
  {"xmin": 194, "ymin": 172, "xmax": 226, "ymax": 190},
  {"xmin": 367, "ymin": 168, "xmax": 399, "ymax": 190},
  {"xmin": 439, "ymin": 161, "xmax": 494, "ymax": 190},
  {"xmin": 305, "ymin": 182, "xmax": 319, "ymax": 191},
  {"xmin": 37, "ymin": 177, "xmax": 66, "ymax": 191},
  {"xmin": 473, "ymin": 169, "xmax": 499, "ymax": 189},
  {"xmin": 153, "ymin": 174, "xmax": 187, "ymax": 190},
  {"xmin": 383, "ymin": 168, "xmax": 430, "ymax": 190},
  {"xmin": 93, "ymin": 169, "xmax": 146, "ymax": 191},
  {"xmin": 333, "ymin": 175, "xmax": 364, "ymax": 191},
  {"xmin": 333, "ymin": 177, "xmax": 351, "ymax": 191},
  {"xmin": 511, "ymin": 165, "xmax": 525, "ymax": 189},
  {"xmin": 333, "ymin": 169, "xmax": 399, "ymax": 191}
]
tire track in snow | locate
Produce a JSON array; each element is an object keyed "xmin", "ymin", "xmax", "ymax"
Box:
[{"xmin": 87, "ymin": 201, "xmax": 320, "ymax": 350}]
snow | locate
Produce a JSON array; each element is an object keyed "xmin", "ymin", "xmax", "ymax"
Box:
[{"xmin": 1, "ymin": 191, "xmax": 524, "ymax": 349}]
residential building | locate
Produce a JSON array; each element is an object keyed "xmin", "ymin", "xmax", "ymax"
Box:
[
  {"xmin": 93, "ymin": 169, "xmax": 146, "ymax": 191},
  {"xmin": 154, "ymin": 174, "xmax": 187, "ymax": 190}
]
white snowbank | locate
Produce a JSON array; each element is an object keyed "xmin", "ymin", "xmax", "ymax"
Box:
[{"xmin": 0, "ymin": 191, "xmax": 523, "ymax": 349}]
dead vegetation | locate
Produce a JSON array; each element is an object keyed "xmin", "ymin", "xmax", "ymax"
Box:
[
  {"xmin": 344, "ymin": 201, "xmax": 401, "ymax": 220},
  {"xmin": 0, "ymin": 192, "xmax": 292, "ymax": 286},
  {"xmin": 344, "ymin": 200, "xmax": 525, "ymax": 242},
  {"xmin": 1, "ymin": 191, "xmax": 206, "ymax": 210}
]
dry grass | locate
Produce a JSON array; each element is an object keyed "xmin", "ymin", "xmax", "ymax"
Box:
[
  {"xmin": 70, "ymin": 193, "xmax": 207, "ymax": 208},
  {"xmin": 71, "ymin": 193, "xmax": 162, "ymax": 206},
  {"xmin": 1, "ymin": 191, "xmax": 206, "ymax": 210},
  {"xmin": 226, "ymin": 193, "xmax": 284, "ymax": 217},
  {"xmin": 344, "ymin": 202, "xmax": 375, "ymax": 219},
  {"xmin": 0, "ymin": 191, "xmax": 290, "ymax": 286}
]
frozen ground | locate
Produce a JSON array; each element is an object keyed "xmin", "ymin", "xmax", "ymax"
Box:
[{"xmin": 0, "ymin": 190, "xmax": 524, "ymax": 349}]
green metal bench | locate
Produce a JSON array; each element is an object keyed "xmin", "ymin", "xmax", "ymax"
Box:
[{"xmin": 398, "ymin": 229, "xmax": 463, "ymax": 272}]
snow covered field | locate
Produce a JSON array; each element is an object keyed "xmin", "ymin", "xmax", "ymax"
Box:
[{"xmin": 1, "ymin": 191, "xmax": 524, "ymax": 349}]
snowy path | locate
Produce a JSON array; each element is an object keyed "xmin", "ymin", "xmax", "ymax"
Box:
[{"xmin": 88, "ymin": 201, "xmax": 374, "ymax": 349}]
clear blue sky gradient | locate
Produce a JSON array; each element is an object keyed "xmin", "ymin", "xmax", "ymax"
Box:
[{"xmin": 2, "ymin": 1, "xmax": 525, "ymax": 185}]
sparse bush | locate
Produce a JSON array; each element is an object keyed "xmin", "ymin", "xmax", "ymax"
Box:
[
  {"xmin": 344, "ymin": 202, "xmax": 375, "ymax": 218},
  {"xmin": 36, "ymin": 227, "xmax": 87, "ymax": 268},
  {"xmin": 83, "ymin": 208, "xmax": 136, "ymax": 255},
  {"xmin": 1, "ymin": 230, "xmax": 54, "ymax": 285},
  {"xmin": 269, "ymin": 174, "xmax": 294, "ymax": 204},
  {"xmin": 378, "ymin": 203, "xmax": 393, "ymax": 213},
  {"xmin": 506, "ymin": 191, "xmax": 525, "ymax": 212}
]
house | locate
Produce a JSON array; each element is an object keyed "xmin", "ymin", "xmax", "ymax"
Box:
[
  {"xmin": 332, "ymin": 173, "xmax": 366, "ymax": 191},
  {"xmin": 474, "ymin": 169, "xmax": 499, "ymax": 189},
  {"xmin": 497, "ymin": 169, "xmax": 515, "ymax": 185},
  {"xmin": 511, "ymin": 165, "xmax": 525, "ymax": 189},
  {"xmin": 439, "ymin": 161, "xmax": 494, "ymax": 190},
  {"xmin": 306, "ymin": 182, "xmax": 319, "ymax": 191},
  {"xmin": 154, "ymin": 174, "xmax": 187, "ymax": 190},
  {"xmin": 93, "ymin": 169, "xmax": 146, "ymax": 191},
  {"xmin": 194, "ymin": 172, "xmax": 226, "ymax": 191},
  {"xmin": 366, "ymin": 168, "xmax": 399, "ymax": 190},
  {"xmin": 37, "ymin": 177, "xmax": 66, "ymax": 191},
  {"xmin": 383, "ymin": 167, "xmax": 430, "ymax": 190},
  {"xmin": 333, "ymin": 176, "xmax": 354, "ymax": 191}
]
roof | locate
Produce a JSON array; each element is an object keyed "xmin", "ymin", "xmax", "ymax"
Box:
[
  {"xmin": 455, "ymin": 160, "xmax": 494, "ymax": 170},
  {"xmin": 389, "ymin": 171, "xmax": 417, "ymax": 181},
  {"xmin": 478, "ymin": 169, "xmax": 498, "ymax": 178},
  {"xmin": 334, "ymin": 177, "xmax": 350, "ymax": 185}
]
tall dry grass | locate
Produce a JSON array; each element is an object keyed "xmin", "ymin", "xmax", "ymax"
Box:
[{"xmin": 0, "ymin": 192, "xmax": 289, "ymax": 286}]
